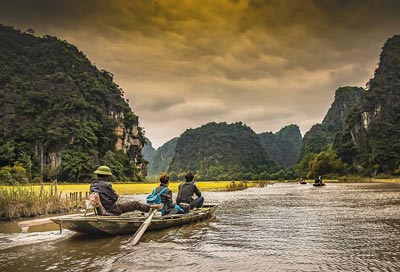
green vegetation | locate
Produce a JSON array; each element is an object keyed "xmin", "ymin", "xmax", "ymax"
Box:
[
  {"xmin": 294, "ymin": 145, "xmax": 347, "ymax": 178},
  {"xmin": 0, "ymin": 24, "xmax": 145, "ymax": 184}
]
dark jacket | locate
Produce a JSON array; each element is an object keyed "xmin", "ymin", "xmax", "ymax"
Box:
[
  {"xmin": 90, "ymin": 178, "xmax": 119, "ymax": 211},
  {"xmin": 176, "ymin": 182, "xmax": 201, "ymax": 205},
  {"xmin": 155, "ymin": 184, "xmax": 175, "ymax": 214}
]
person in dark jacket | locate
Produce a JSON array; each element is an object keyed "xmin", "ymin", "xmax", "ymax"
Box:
[
  {"xmin": 90, "ymin": 165, "xmax": 161, "ymax": 215},
  {"xmin": 176, "ymin": 172, "xmax": 204, "ymax": 209}
]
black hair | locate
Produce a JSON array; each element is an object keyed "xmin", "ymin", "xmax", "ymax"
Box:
[{"xmin": 185, "ymin": 172, "xmax": 194, "ymax": 182}]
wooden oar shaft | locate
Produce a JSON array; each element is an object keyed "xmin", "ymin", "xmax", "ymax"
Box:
[{"xmin": 128, "ymin": 209, "xmax": 157, "ymax": 245}]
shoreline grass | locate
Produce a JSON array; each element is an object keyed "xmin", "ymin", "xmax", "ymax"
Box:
[{"xmin": 0, "ymin": 185, "xmax": 70, "ymax": 220}]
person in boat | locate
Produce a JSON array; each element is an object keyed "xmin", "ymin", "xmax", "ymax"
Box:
[
  {"xmin": 90, "ymin": 165, "xmax": 162, "ymax": 215},
  {"xmin": 153, "ymin": 174, "xmax": 186, "ymax": 215},
  {"xmin": 176, "ymin": 172, "xmax": 204, "ymax": 210},
  {"xmin": 314, "ymin": 176, "xmax": 323, "ymax": 184}
]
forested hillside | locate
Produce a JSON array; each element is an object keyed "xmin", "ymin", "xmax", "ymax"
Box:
[
  {"xmin": 168, "ymin": 122, "xmax": 281, "ymax": 180},
  {"xmin": 335, "ymin": 35, "xmax": 400, "ymax": 175},
  {"xmin": 0, "ymin": 25, "xmax": 145, "ymax": 183},
  {"xmin": 296, "ymin": 35, "xmax": 400, "ymax": 178},
  {"xmin": 258, "ymin": 124, "xmax": 302, "ymax": 167}
]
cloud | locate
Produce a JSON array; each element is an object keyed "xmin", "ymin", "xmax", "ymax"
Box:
[{"xmin": 1, "ymin": 0, "xmax": 400, "ymax": 147}]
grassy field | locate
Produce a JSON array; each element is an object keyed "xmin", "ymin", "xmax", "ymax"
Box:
[
  {"xmin": 1, "ymin": 178, "xmax": 399, "ymax": 196},
  {"xmin": 0, "ymin": 181, "xmax": 258, "ymax": 196}
]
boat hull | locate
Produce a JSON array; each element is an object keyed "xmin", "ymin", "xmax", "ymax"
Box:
[
  {"xmin": 313, "ymin": 183, "xmax": 326, "ymax": 186},
  {"xmin": 51, "ymin": 204, "xmax": 218, "ymax": 236}
]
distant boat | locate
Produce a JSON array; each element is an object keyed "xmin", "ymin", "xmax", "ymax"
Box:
[
  {"xmin": 299, "ymin": 180, "xmax": 307, "ymax": 184},
  {"xmin": 313, "ymin": 183, "xmax": 325, "ymax": 187},
  {"xmin": 51, "ymin": 204, "xmax": 218, "ymax": 236}
]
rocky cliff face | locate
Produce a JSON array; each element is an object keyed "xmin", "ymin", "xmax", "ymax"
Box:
[
  {"xmin": 111, "ymin": 111, "xmax": 145, "ymax": 170},
  {"xmin": 335, "ymin": 35, "xmax": 400, "ymax": 173},
  {"xmin": 300, "ymin": 86, "xmax": 364, "ymax": 159},
  {"xmin": 148, "ymin": 137, "xmax": 179, "ymax": 176},
  {"xmin": 142, "ymin": 137, "xmax": 156, "ymax": 166}
]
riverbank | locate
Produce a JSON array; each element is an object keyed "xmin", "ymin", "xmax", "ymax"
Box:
[{"xmin": 0, "ymin": 181, "xmax": 257, "ymax": 220}]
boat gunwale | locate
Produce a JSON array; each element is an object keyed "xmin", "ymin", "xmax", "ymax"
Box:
[{"xmin": 51, "ymin": 204, "xmax": 218, "ymax": 224}]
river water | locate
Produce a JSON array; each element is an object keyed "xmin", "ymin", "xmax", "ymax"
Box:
[{"xmin": 0, "ymin": 182, "xmax": 399, "ymax": 272}]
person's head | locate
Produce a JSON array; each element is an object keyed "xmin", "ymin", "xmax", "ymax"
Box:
[
  {"xmin": 94, "ymin": 165, "xmax": 113, "ymax": 180},
  {"xmin": 185, "ymin": 172, "xmax": 194, "ymax": 182},
  {"xmin": 159, "ymin": 174, "xmax": 170, "ymax": 185}
]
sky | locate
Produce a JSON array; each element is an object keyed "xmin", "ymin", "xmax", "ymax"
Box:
[{"xmin": 1, "ymin": 0, "xmax": 400, "ymax": 148}]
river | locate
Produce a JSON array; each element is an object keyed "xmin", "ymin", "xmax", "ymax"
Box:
[{"xmin": 0, "ymin": 182, "xmax": 399, "ymax": 271}]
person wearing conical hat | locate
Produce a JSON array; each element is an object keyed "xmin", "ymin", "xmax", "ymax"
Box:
[{"xmin": 90, "ymin": 165, "xmax": 162, "ymax": 215}]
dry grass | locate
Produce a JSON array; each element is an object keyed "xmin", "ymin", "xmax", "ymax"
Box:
[{"xmin": 0, "ymin": 185, "xmax": 69, "ymax": 220}]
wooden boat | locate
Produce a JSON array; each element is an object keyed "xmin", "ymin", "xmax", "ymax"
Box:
[
  {"xmin": 51, "ymin": 204, "xmax": 218, "ymax": 236},
  {"xmin": 313, "ymin": 183, "xmax": 326, "ymax": 186}
]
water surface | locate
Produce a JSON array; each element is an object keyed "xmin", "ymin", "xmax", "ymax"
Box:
[{"xmin": 0, "ymin": 183, "xmax": 399, "ymax": 271}]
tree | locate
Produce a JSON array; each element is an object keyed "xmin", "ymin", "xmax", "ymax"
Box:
[
  {"xmin": 19, "ymin": 151, "xmax": 32, "ymax": 182},
  {"xmin": 59, "ymin": 149, "xmax": 93, "ymax": 182}
]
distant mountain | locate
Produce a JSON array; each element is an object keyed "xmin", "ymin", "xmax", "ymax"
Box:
[
  {"xmin": 300, "ymin": 86, "xmax": 364, "ymax": 159},
  {"xmin": 258, "ymin": 124, "xmax": 302, "ymax": 167},
  {"xmin": 148, "ymin": 137, "xmax": 179, "ymax": 176},
  {"xmin": 335, "ymin": 35, "xmax": 400, "ymax": 174},
  {"xmin": 0, "ymin": 24, "xmax": 145, "ymax": 182},
  {"xmin": 142, "ymin": 137, "xmax": 156, "ymax": 165},
  {"xmin": 169, "ymin": 122, "xmax": 278, "ymax": 180}
]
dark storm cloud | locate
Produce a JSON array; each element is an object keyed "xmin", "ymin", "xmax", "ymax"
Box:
[{"xmin": 1, "ymin": 0, "xmax": 399, "ymax": 147}]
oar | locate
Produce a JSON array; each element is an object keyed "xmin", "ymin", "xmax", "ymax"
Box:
[
  {"xmin": 127, "ymin": 208, "xmax": 158, "ymax": 245},
  {"xmin": 18, "ymin": 213, "xmax": 92, "ymax": 232}
]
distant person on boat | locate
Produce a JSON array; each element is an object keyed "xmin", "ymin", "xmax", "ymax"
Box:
[
  {"xmin": 176, "ymin": 172, "xmax": 204, "ymax": 210},
  {"xmin": 314, "ymin": 176, "xmax": 323, "ymax": 184},
  {"xmin": 152, "ymin": 174, "xmax": 186, "ymax": 215},
  {"xmin": 90, "ymin": 165, "xmax": 162, "ymax": 216}
]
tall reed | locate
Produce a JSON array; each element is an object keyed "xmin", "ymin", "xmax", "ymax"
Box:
[
  {"xmin": 0, "ymin": 185, "xmax": 69, "ymax": 220},
  {"xmin": 225, "ymin": 181, "xmax": 248, "ymax": 191}
]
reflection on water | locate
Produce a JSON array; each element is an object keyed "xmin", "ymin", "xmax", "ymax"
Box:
[{"xmin": 0, "ymin": 183, "xmax": 399, "ymax": 271}]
